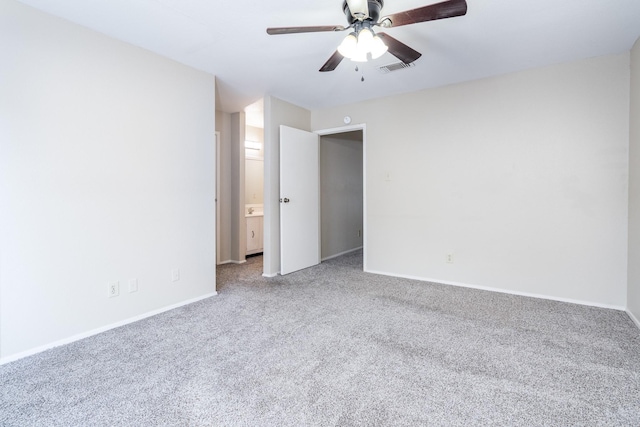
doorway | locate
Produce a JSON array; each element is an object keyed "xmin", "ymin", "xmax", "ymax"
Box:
[
  {"xmin": 244, "ymin": 101, "xmax": 265, "ymax": 259},
  {"xmin": 319, "ymin": 130, "xmax": 364, "ymax": 262},
  {"xmin": 260, "ymin": 119, "xmax": 366, "ymax": 277},
  {"xmin": 276, "ymin": 124, "xmax": 366, "ymax": 273}
]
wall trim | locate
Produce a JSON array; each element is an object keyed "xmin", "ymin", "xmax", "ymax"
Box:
[
  {"xmin": 314, "ymin": 122, "xmax": 367, "ymax": 272},
  {"xmin": 322, "ymin": 246, "xmax": 363, "ymax": 262},
  {"xmin": 627, "ymin": 310, "xmax": 640, "ymax": 330},
  {"xmin": 365, "ymin": 268, "xmax": 626, "ymax": 311},
  {"xmin": 315, "ymin": 123, "xmax": 366, "ymax": 136},
  {"xmin": 0, "ymin": 292, "xmax": 218, "ymax": 366},
  {"xmin": 262, "ymin": 272, "xmax": 279, "ymax": 278},
  {"xmin": 228, "ymin": 260, "xmax": 247, "ymax": 265}
]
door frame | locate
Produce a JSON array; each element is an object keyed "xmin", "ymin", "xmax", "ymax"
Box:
[
  {"xmin": 315, "ymin": 123, "xmax": 367, "ymax": 271},
  {"xmin": 262, "ymin": 122, "xmax": 367, "ymax": 277},
  {"xmin": 215, "ymin": 131, "xmax": 221, "ymax": 265}
]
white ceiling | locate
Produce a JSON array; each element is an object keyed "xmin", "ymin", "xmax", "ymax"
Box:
[{"xmin": 17, "ymin": 0, "xmax": 640, "ymax": 113}]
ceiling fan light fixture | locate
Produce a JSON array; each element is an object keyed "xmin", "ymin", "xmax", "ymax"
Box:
[
  {"xmin": 338, "ymin": 27, "xmax": 387, "ymax": 62},
  {"xmin": 268, "ymin": 0, "xmax": 468, "ymax": 73}
]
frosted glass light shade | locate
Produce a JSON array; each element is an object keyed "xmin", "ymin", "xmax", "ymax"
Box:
[
  {"xmin": 370, "ymin": 35, "xmax": 388, "ymax": 59},
  {"xmin": 338, "ymin": 33, "xmax": 358, "ymax": 58},
  {"xmin": 356, "ymin": 28, "xmax": 374, "ymax": 54}
]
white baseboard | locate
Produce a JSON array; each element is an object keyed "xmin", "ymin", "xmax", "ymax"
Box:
[
  {"xmin": 627, "ymin": 310, "xmax": 640, "ymax": 330},
  {"xmin": 321, "ymin": 246, "xmax": 363, "ymax": 262},
  {"xmin": 262, "ymin": 272, "xmax": 279, "ymax": 278},
  {"xmin": 364, "ymin": 269, "xmax": 626, "ymax": 311},
  {"xmin": 0, "ymin": 292, "xmax": 218, "ymax": 366},
  {"xmin": 217, "ymin": 259, "xmax": 247, "ymax": 265}
]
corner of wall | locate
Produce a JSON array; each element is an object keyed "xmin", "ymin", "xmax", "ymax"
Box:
[{"xmin": 628, "ymin": 37, "xmax": 640, "ymax": 327}]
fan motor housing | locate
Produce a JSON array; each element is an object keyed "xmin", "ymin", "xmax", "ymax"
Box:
[{"xmin": 343, "ymin": 0, "xmax": 384, "ymax": 25}]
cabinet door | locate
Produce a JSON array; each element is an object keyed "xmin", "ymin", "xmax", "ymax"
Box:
[
  {"xmin": 246, "ymin": 217, "xmax": 260, "ymax": 253},
  {"xmin": 256, "ymin": 217, "xmax": 263, "ymax": 251}
]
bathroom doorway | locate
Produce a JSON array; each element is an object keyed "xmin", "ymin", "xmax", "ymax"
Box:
[{"xmin": 244, "ymin": 100, "xmax": 265, "ymax": 258}]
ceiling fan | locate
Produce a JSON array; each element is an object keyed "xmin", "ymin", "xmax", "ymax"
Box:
[{"xmin": 266, "ymin": 0, "xmax": 467, "ymax": 72}]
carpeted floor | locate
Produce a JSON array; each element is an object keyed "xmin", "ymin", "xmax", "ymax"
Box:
[{"xmin": 1, "ymin": 250, "xmax": 640, "ymax": 426}]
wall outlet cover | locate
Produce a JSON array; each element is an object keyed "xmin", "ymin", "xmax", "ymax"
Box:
[{"xmin": 108, "ymin": 281, "xmax": 120, "ymax": 298}]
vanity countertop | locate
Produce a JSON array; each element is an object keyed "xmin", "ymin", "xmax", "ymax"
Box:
[{"xmin": 245, "ymin": 204, "xmax": 263, "ymax": 218}]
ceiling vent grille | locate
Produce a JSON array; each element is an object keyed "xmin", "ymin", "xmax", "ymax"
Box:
[{"xmin": 378, "ymin": 62, "xmax": 415, "ymax": 74}]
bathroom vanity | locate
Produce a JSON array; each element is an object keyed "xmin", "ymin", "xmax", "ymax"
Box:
[{"xmin": 246, "ymin": 205, "xmax": 263, "ymax": 255}]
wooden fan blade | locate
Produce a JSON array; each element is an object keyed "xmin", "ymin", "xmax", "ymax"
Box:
[
  {"xmin": 382, "ymin": 0, "xmax": 467, "ymax": 28},
  {"xmin": 377, "ymin": 33, "xmax": 422, "ymax": 64},
  {"xmin": 267, "ymin": 25, "xmax": 346, "ymax": 35},
  {"xmin": 319, "ymin": 50, "xmax": 345, "ymax": 72}
]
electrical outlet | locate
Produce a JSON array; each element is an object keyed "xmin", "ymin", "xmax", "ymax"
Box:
[
  {"xmin": 128, "ymin": 278, "xmax": 138, "ymax": 293},
  {"xmin": 108, "ymin": 281, "xmax": 119, "ymax": 298},
  {"xmin": 446, "ymin": 254, "xmax": 454, "ymax": 264},
  {"xmin": 171, "ymin": 269, "xmax": 180, "ymax": 282}
]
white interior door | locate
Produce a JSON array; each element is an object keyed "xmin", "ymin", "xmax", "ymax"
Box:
[{"xmin": 280, "ymin": 125, "xmax": 320, "ymax": 275}]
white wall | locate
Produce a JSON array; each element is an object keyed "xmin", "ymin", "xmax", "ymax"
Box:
[
  {"xmin": 312, "ymin": 54, "xmax": 630, "ymax": 308},
  {"xmin": 0, "ymin": 0, "xmax": 216, "ymax": 360},
  {"xmin": 629, "ymin": 38, "xmax": 640, "ymax": 324},
  {"xmin": 263, "ymin": 96, "xmax": 311, "ymax": 276},
  {"xmin": 215, "ymin": 110, "xmax": 232, "ymax": 264},
  {"xmin": 320, "ymin": 132, "xmax": 364, "ymax": 259}
]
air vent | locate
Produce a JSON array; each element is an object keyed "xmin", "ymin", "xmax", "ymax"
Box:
[{"xmin": 378, "ymin": 62, "xmax": 415, "ymax": 74}]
